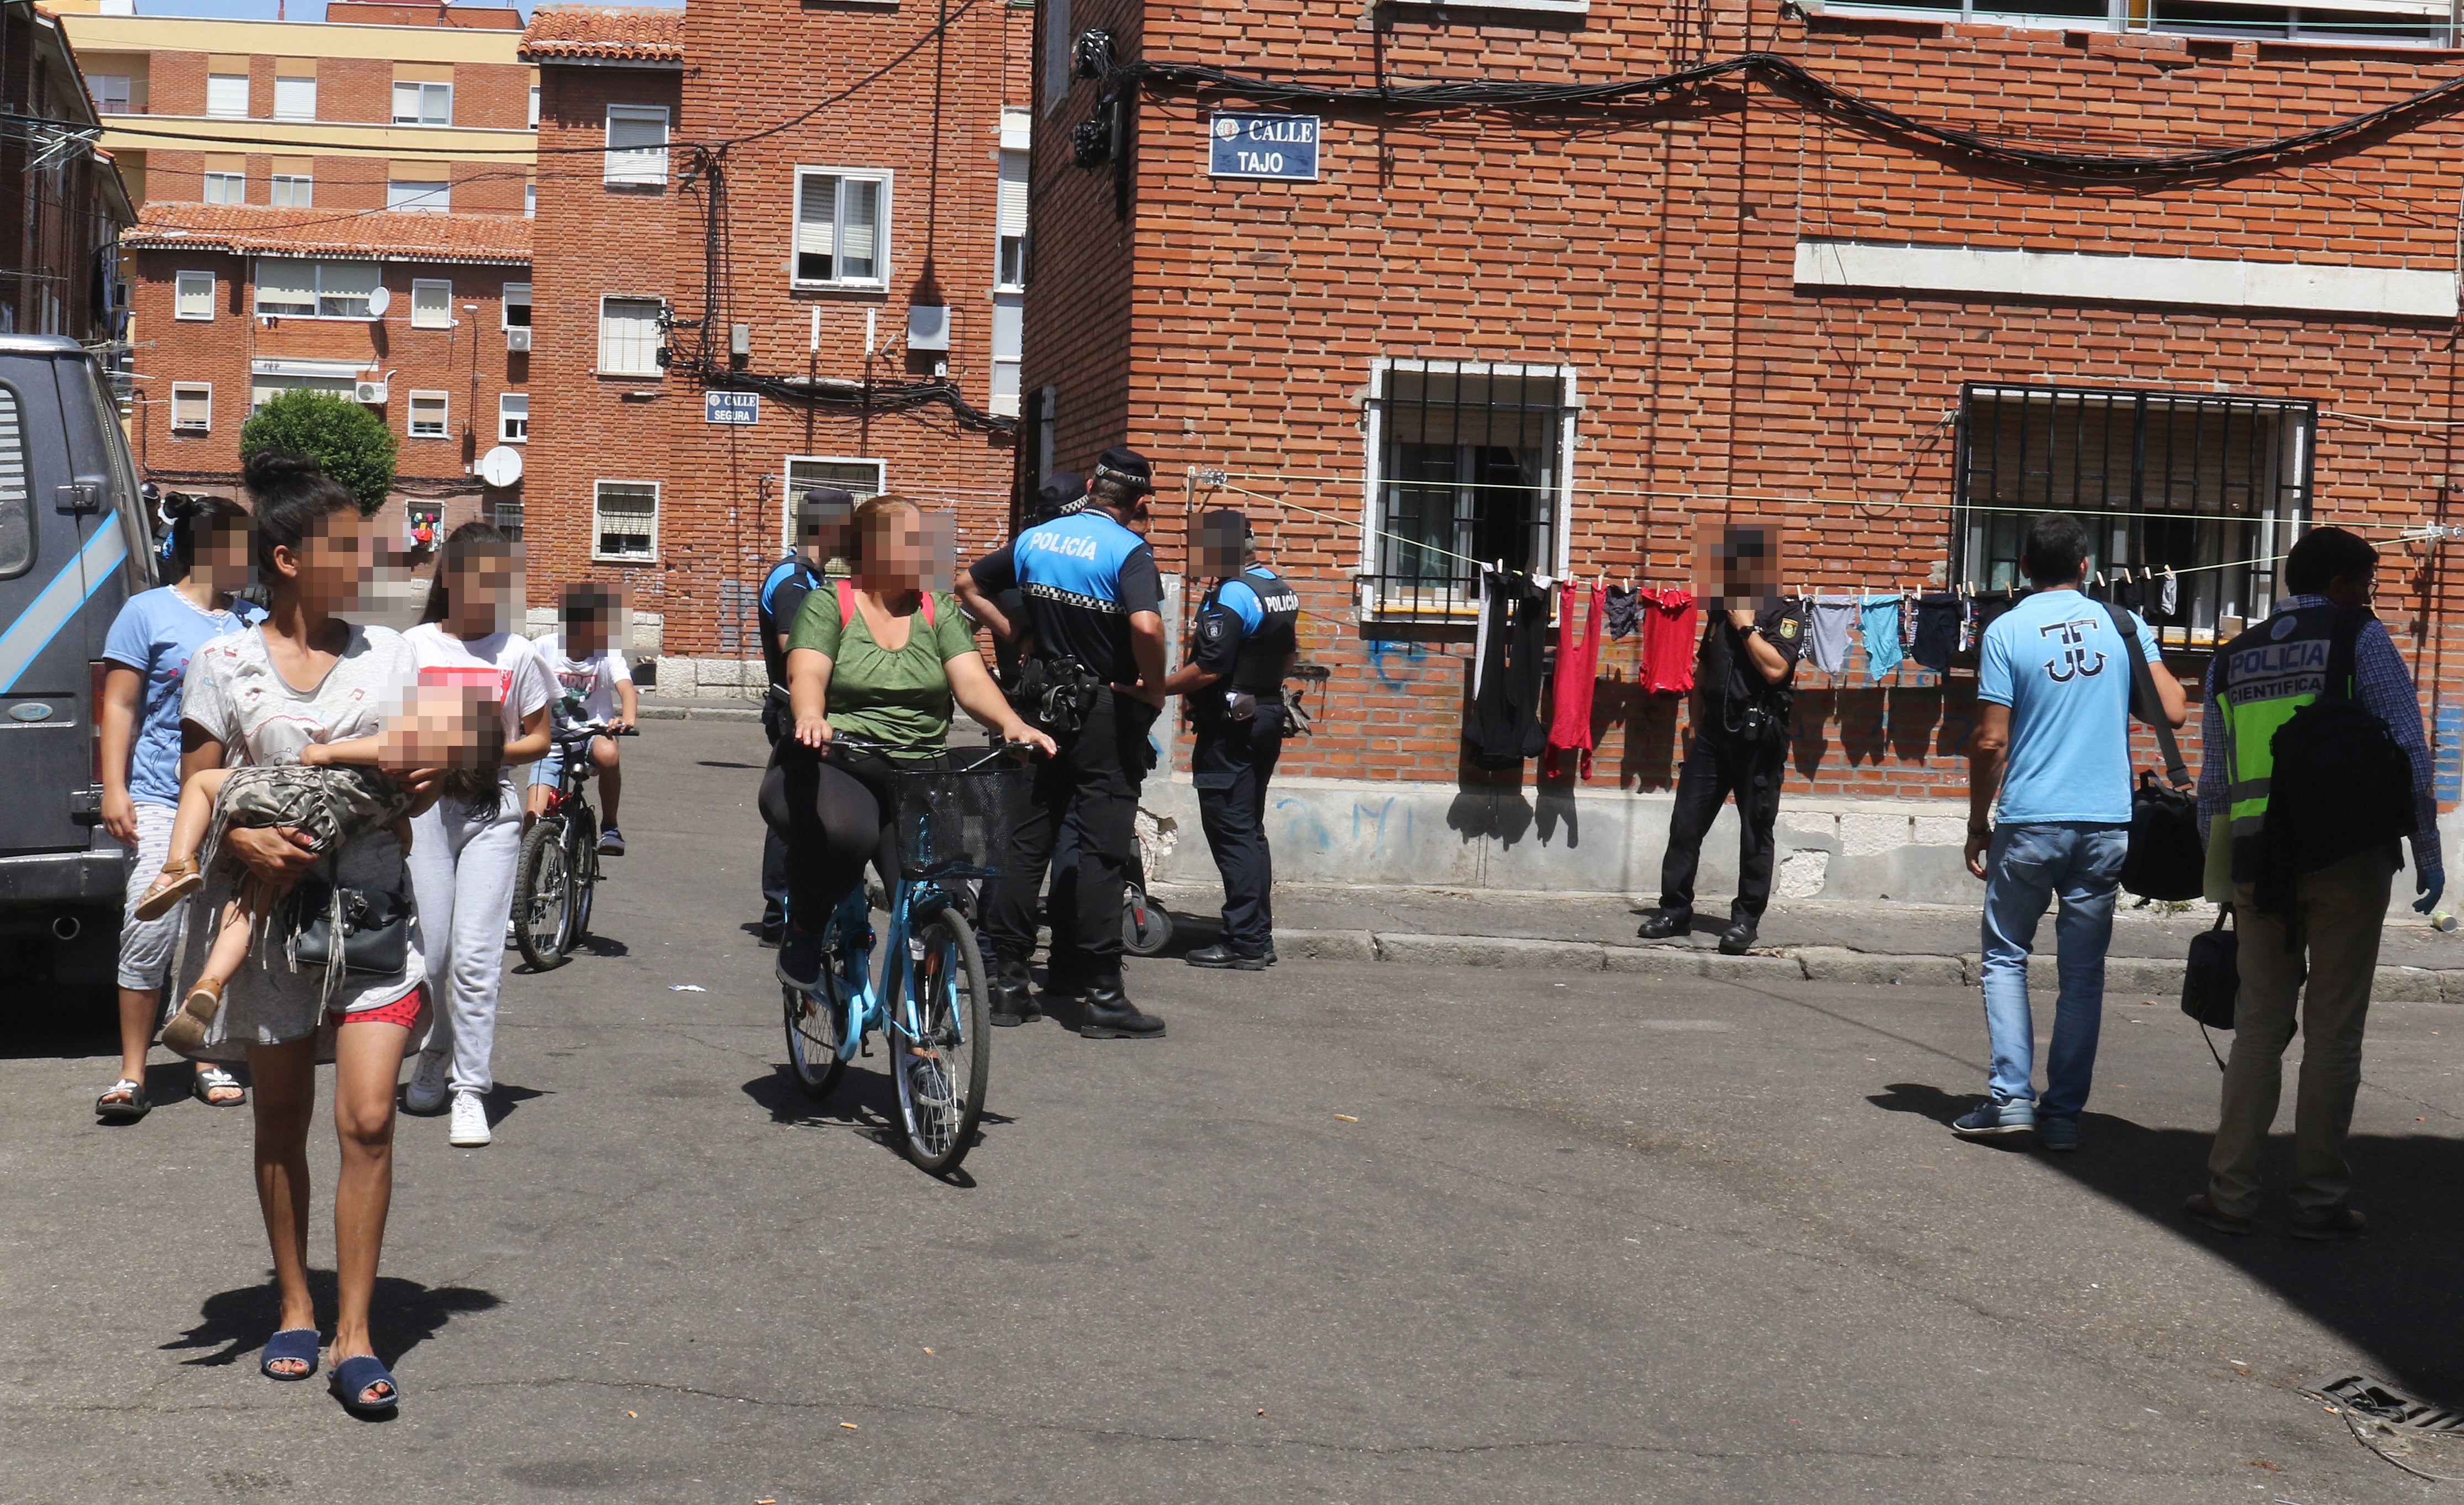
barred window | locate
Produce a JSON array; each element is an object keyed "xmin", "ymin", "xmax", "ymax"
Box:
[
  {"xmin": 1363, "ymin": 359, "xmax": 1573, "ymax": 618},
  {"xmin": 594, "ymin": 480, "xmax": 658, "ymax": 562}
]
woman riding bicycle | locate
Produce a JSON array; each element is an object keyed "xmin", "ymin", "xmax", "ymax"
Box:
[{"xmin": 760, "ymin": 494, "xmax": 1054, "ymax": 991}]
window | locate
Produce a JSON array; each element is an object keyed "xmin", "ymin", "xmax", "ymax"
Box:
[
  {"xmin": 410, "ymin": 279, "xmax": 452, "ymax": 329},
  {"xmin": 1952, "ymin": 383, "xmax": 2316, "ymax": 645},
  {"xmin": 597, "ymin": 296, "xmax": 663, "ymax": 376},
  {"xmin": 502, "ymin": 282, "xmax": 531, "ymax": 328},
  {"xmin": 996, "ymin": 148, "xmax": 1028, "ymax": 291},
  {"xmin": 1364, "ymin": 359, "xmax": 1575, "ymax": 618},
  {"xmin": 408, "ymin": 390, "xmax": 449, "ymax": 438},
  {"xmin": 171, "ymin": 383, "xmax": 212, "ymax": 431},
  {"xmin": 499, "ymin": 393, "xmax": 528, "ymax": 443},
  {"xmin": 255, "ymin": 259, "xmax": 381, "ymax": 319},
  {"xmin": 270, "ymin": 171, "xmax": 312, "ymax": 208},
  {"xmin": 89, "ymin": 74, "xmax": 130, "ymax": 114},
  {"xmin": 202, "ymin": 172, "xmax": 244, "ymax": 205},
  {"xmin": 491, "ymin": 498, "xmax": 524, "ymax": 539},
  {"xmin": 604, "ymin": 104, "xmax": 669, "ymax": 186},
  {"xmin": 273, "ymin": 75, "xmax": 315, "ymax": 119},
  {"xmin": 392, "ymin": 80, "xmax": 451, "ymax": 125},
  {"xmin": 792, "ymin": 169, "xmax": 890, "ymax": 287},
  {"xmin": 206, "ymin": 73, "xmax": 248, "ymax": 118},
  {"xmin": 250, "ymin": 375, "xmax": 354, "ymax": 411},
  {"xmin": 1043, "ymin": 0, "xmax": 1072, "ymax": 112},
  {"xmin": 529, "ymin": 83, "xmax": 540, "ymax": 129},
  {"xmin": 1818, "ymin": 0, "xmax": 2442, "ymax": 43},
  {"xmin": 388, "ymin": 178, "xmax": 450, "ymax": 213},
  {"xmin": 1034, "ymin": 384, "xmax": 1057, "ymax": 482},
  {"xmin": 781, "ymin": 457, "xmax": 883, "ymax": 548},
  {"xmin": 990, "ymin": 296, "xmax": 1022, "ymax": 418},
  {"xmin": 0, "ymin": 388, "xmax": 27, "ymax": 580},
  {"xmin": 593, "ymin": 480, "xmax": 659, "ymax": 561},
  {"xmin": 525, "ymin": 180, "xmax": 536, "ymax": 218},
  {"xmin": 174, "ymin": 271, "xmax": 214, "ymax": 321}
]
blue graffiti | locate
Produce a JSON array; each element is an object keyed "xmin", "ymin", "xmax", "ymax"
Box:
[
  {"xmin": 1349, "ymin": 797, "xmax": 1409, "ymax": 857},
  {"xmin": 1362, "ymin": 636, "xmax": 1429, "ymax": 688},
  {"xmin": 1275, "ymin": 796, "xmax": 1334, "ymax": 851}
]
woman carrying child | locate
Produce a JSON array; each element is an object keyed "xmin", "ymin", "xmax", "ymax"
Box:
[
  {"xmin": 401, "ymin": 522, "xmax": 553, "ymax": 1148},
  {"xmin": 93, "ymin": 491, "xmax": 261, "ymax": 1120}
]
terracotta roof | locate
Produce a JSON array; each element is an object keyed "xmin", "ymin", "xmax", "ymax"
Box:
[
  {"xmin": 125, "ymin": 204, "xmax": 531, "ymax": 266},
  {"xmin": 520, "ymin": 7, "xmax": 684, "ymax": 63}
]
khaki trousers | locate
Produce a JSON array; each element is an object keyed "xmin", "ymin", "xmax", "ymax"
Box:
[{"xmin": 2205, "ymin": 849, "xmax": 2394, "ymax": 1219}]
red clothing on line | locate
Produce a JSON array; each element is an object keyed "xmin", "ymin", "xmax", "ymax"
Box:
[
  {"xmin": 1639, "ymin": 587, "xmax": 1698, "ymax": 695},
  {"xmin": 1544, "ymin": 583, "xmax": 1604, "ymax": 780}
]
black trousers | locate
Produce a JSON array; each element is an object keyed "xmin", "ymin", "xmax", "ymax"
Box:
[
  {"xmin": 982, "ymin": 690, "xmax": 1156, "ymax": 970},
  {"xmin": 1657, "ymin": 727, "xmax": 1788, "ymax": 927},
  {"xmin": 1192, "ymin": 703, "xmax": 1284, "ymax": 954},
  {"xmin": 757, "ymin": 739, "xmax": 899, "ymax": 932},
  {"xmin": 760, "ymin": 699, "xmax": 790, "ymax": 927}
]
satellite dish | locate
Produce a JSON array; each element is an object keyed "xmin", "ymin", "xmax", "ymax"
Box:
[
  {"xmin": 478, "ymin": 445, "xmax": 523, "ymax": 487},
  {"xmin": 366, "ymin": 284, "xmax": 392, "ymax": 318}
]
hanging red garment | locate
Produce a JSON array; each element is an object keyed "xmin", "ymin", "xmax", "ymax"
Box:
[
  {"xmin": 1639, "ymin": 587, "xmax": 1698, "ymax": 695},
  {"xmin": 1544, "ymin": 583, "xmax": 1604, "ymax": 780}
]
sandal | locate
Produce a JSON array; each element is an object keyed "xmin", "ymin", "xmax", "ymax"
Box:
[
  {"xmin": 192, "ymin": 1064, "xmax": 245, "ymax": 1107},
  {"xmin": 133, "ymin": 857, "xmax": 204, "ymax": 921},
  {"xmin": 94, "ymin": 1077, "xmax": 150, "ymax": 1123},
  {"xmin": 261, "ymin": 1328, "xmax": 320, "ymax": 1381},
  {"xmin": 329, "ymin": 1354, "xmax": 398, "ymax": 1414},
  {"xmin": 159, "ymin": 980, "xmax": 225, "ymax": 1057}
]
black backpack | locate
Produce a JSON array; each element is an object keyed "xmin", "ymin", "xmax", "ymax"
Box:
[{"xmin": 2256, "ymin": 607, "xmax": 2414, "ymax": 915}]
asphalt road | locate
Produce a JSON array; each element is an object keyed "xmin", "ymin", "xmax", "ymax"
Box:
[{"xmin": 5, "ymin": 720, "xmax": 2463, "ymax": 1503}]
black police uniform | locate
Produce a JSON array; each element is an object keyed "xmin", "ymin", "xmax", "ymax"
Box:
[
  {"xmin": 755, "ymin": 551, "xmax": 828, "ymax": 933},
  {"xmin": 1187, "ymin": 563, "xmax": 1300, "ymax": 960},
  {"xmin": 1654, "ymin": 599, "xmax": 1809, "ymax": 938}
]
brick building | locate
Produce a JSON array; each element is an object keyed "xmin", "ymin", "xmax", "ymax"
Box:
[
  {"xmin": 1019, "ymin": 0, "xmax": 2464, "ymax": 897},
  {"xmin": 518, "ymin": 2, "xmax": 1033, "ymax": 688},
  {"xmin": 0, "ymin": 4, "xmax": 134, "ymax": 341},
  {"xmin": 62, "ymin": 3, "xmax": 537, "ymax": 534}
]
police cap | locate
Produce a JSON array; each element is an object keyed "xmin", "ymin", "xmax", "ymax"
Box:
[
  {"xmin": 1033, "ymin": 470, "xmax": 1087, "ymax": 523},
  {"xmin": 798, "ymin": 487, "xmax": 856, "ymax": 532},
  {"xmin": 1093, "ymin": 447, "xmax": 1154, "ymax": 497}
]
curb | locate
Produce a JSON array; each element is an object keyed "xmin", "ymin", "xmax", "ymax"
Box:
[{"xmin": 638, "ymin": 701, "xmax": 764, "ymax": 723}]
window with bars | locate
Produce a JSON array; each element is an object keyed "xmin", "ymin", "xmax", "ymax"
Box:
[
  {"xmin": 594, "ymin": 480, "xmax": 659, "ymax": 561},
  {"xmin": 781, "ymin": 456, "xmax": 883, "ymax": 551},
  {"xmin": 604, "ymin": 104, "xmax": 668, "ymax": 186},
  {"xmin": 1363, "ymin": 360, "xmax": 1574, "ymax": 618},
  {"xmin": 792, "ymin": 169, "xmax": 889, "ymax": 287},
  {"xmin": 597, "ymin": 296, "xmax": 662, "ymax": 376},
  {"xmin": 1952, "ymin": 383, "xmax": 2315, "ymax": 644}
]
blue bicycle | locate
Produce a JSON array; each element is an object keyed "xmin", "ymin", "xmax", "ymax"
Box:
[{"xmin": 779, "ymin": 738, "xmax": 1029, "ymax": 1174}]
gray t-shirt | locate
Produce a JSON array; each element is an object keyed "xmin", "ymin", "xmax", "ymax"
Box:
[{"xmin": 177, "ymin": 623, "xmax": 427, "ymax": 1053}]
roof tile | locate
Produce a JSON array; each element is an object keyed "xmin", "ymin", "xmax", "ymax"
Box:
[
  {"xmin": 520, "ymin": 6, "xmax": 684, "ymax": 62},
  {"xmin": 125, "ymin": 204, "xmax": 531, "ymax": 266}
]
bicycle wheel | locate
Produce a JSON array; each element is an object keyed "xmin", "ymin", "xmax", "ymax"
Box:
[
  {"xmin": 566, "ymin": 802, "xmax": 598, "ymax": 944},
  {"xmin": 514, "ymin": 815, "xmax": 576, "ymax": 970},
  {"xmin": 889, "ymin": 899, "xmax": 991, "ymax": 1174},
  {"xmin": 781, "ymin": 976, "xmax": 848, "ymax": 1099}
]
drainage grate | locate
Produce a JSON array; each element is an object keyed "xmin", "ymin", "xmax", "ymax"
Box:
[{"xmin": 2303, "ymin": 1374, "xmax": 2464, "ymax": 1434}]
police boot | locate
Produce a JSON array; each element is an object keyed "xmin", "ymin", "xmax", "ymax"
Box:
[
  {"xmin": 1186, "ymin": 942, "xmax": 1270, "ymax": 971},
  {"xmin": 988, "ymin": 955, "xmax": 1041, "ymax": 1028},
  {"xmin": 1077, "ymin": 971, "xmax": 1166, "ymax": 1040}
]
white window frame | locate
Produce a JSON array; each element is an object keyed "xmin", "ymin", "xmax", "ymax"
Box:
[
  {"xmin": 170, "ymin": 382, "xmax": 212, "ymax": 431},
  {"xmin": 790, "ymin": 167, "xmax": 892, "ymax": 290},
  {"xmin": 205, "ymin": 72, "xmax": 248, "ymax": 118},
  {"xmin": 597, "ymin": 294, "xmax": 664, "ymax": 377},
  {"xmin": 989, "ymin": 293, "xmax": 1022, "ymax": 418},
  {"xmin": 273, "ymin": 75, "xmax": 315, "ymax": 120},
  {"xmin": 502, "ymin": 282, "xmax": 531, "ymax": 329},
  {"xmin": 89, "ymin": 74, "xmax": 131, "ymax": 114},
  {"xmin": 268, "ymin": 171, "xmax": 312, "ymax": 208},
  {"xmin": 392, "ymin": 79, "xmax": 452, "ymax": 126},
  {"xmin": 202, "ymin": 171, "xmax": 245, "ymax": 206},
  {"xmin": 1808, "ymin": 0, "xmax": 2444, "ymax": 42},
  {"xmin": 603, "ymin": 104, "xmax": 670, "ymax": 187},
  {"xmin": 499, "ymin": 392, "xmax": 528, "ymax": 443},
  {"xmin": 255, "ymin": 258, "xmax": 383, "ymax": 319},
  {"xmin": 387, "ymin": 178, "xmax": 450, "ymax": 214},
  {"xmin": 994, "ymin": 145, "xmax": 1028, "ymax": 293},
  {"xmin": 173, "ymin": 270, "xmax": 215, "ymax": 322},
  {"xmin": 407, "ymin": 390, "xmax": 449, "ymax": 438},
  {"xmin": 525, "ymin": 181, "xmax": 536, "ymax": 218},
  {"xmin": 409, "ymin": 278, "xmax": 452, "ymax": 330},
  {"xmin": 779, "ymin": 456, "xmax": 885, "ymax": 550},
  {"xmin": 529, "ymin": 82, "xmax": 540, "ymax": 129},
  {"xmin": 592, "ymin": 480, "xmax": 660, "ymax": 562}
]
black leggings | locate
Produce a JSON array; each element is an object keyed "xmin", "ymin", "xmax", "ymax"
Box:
[{"xmin": 757, "ymin": 743, "xmax": 898, "ymax": 932}]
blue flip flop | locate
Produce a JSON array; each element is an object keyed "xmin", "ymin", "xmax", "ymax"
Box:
[
  {"xmin": 330, "ymin": 1354, "xmax": 399, "ymax": 1414},
  {"xmin": 260, "ymin": 1328, "xmax": 320, "ymax": 1381}
]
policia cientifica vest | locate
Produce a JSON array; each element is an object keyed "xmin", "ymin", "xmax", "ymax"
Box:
[{"xmin": 2213, "ymin": 603, "xmax": 2351, "ymax": 884}]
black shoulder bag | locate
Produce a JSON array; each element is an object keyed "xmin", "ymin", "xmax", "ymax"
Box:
[
  {"xmin": 2107, "ymin": 605, "xmax": 2203, "ymax": 902},
  {"xmin": 2181, "ymin": 905, "xmax": 2237, "ymax": 1069}
]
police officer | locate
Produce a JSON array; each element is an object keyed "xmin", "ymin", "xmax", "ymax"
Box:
[
  {"xmin": 956, "ymin": 448, "xmax": 1169, "ymax": 1038},
  {"xmin": 754, "ymin": 488, "xmax": 854, "ymax": 944},
  {"xmin": 1165, "ymin": 509, "xmax": 1298, "ymax": 970},
  {"xmin": 1635, "ymin": 533, "xmax": 1809, "ymax": 955}
]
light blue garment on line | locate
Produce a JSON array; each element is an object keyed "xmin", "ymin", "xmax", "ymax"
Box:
[{"xmin": 1860, "ymin": 594, "xmax": 1904, "ymax": 682}]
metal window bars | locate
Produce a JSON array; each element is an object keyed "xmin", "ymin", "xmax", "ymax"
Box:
[
  {"xmin": 1362, "ymin": 360, "xmax": 1571, "ymax": 619},
  {"xmin": 1951, "ymin": 383, "xmax": 2315, "ymax": 644}
]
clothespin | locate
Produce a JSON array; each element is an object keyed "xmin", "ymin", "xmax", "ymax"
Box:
[
  {"xmin": 2093, "ymin": 570, "xmax": 2105, "ymax": 588},
  {"xmin": 2165, "ymin": 564, "xmax": 2177, "ymax": 581}
]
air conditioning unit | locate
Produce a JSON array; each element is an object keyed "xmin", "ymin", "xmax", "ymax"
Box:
[
  {"xmin": 506, "ymin": 327, "xmax": 531, "ymax": 353},
  {"xmin": 354, "ymin": 380, "xmax": 388, "ymax": 405}
]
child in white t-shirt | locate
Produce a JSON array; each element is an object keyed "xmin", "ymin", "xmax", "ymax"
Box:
[{"xmin": 528, "ymin": 582, "xmax": 639, "ymax": 853}]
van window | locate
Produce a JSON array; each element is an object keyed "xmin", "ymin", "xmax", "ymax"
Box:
[{"xmin": 0, "ymin": 386, "xmax": 29, "ymax": 580}]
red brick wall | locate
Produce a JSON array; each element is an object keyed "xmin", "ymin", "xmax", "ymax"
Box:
[{"xmin": 1020, "ymin": 2, "xmax": 2464, "ymax": 801}]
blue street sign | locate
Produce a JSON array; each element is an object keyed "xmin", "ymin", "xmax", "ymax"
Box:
[
  {"xmin": 705, "ymin": 390, "xmax": 759, "ymax": 425},
  {"xmin": 1209, "ymin": 113, "xmax": 1320, "ymax": 182}
]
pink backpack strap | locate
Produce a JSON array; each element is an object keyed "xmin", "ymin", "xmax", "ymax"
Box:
[
  {"xmin": 839, "ymin": 578, "xmax": 935, "ymax": 632},
  {"xmin": 921, "ymin": 592, "xmax": 935, "ymax": 629}
]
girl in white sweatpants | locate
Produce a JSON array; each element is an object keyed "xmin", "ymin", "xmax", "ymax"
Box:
[{"xmin": 402, "ymin": 523, "xmax": 553, "ymax": 1146}]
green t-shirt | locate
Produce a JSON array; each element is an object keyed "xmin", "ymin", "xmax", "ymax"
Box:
[{"xmin": 787, "ymin": 587, "xmax": 976, "ymax": 752}]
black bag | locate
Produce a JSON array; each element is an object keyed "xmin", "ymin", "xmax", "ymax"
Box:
[
  {"xmin": 283, "ymin": 877, "xmax": 412, "ymax": 977},
  {"xmin": 2181, "ymin": 906, "xmax": 2237, "ymax": 1032},
  {"xmin": 2107, "ymin": 605, "xmax": 2204, "ymax": 902},
  {"xmin": 2257, "ymin": 606, "xmax": 2415, "ymax": 915}
]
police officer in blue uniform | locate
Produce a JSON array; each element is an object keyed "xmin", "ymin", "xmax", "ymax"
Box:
[
  {"xmin": 957, "ymin": 449, "xmax": 1170, "ymax": 1038},
  {"xmin": 754, "ymin": 488, "xmax": 854, "ymax": 943},
  {"xmin": 1165, "ymin": 509, "xmax": 1298, "ymax": 970}
]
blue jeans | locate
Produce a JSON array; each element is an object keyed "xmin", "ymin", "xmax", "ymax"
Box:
[{"xmin": 1978, "ymin": 822, "xmax": 2129, "ymax": 1118}]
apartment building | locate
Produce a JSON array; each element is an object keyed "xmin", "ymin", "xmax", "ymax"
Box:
[
  {"xmin": 62, "ymin": 2, "xmax": 537, "ymax": 532},
  {"xmin": 1024, "ymin": 0, "xmax": 2464, "ymax": 897},
  {"xmin": 0, "ymin": 4, "xmax": 134, "ymax": 342},
  {"xmin": 518, "ymin": 2, "xmax": 1033, "ymax": 685}
]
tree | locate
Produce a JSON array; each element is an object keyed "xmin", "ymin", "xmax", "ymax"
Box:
[{"xmin": 239, "ymin": 389, "xmax": 398, "ymax": 514}]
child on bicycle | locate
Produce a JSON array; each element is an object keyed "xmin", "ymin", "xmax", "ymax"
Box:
[
  {"xmin": 138, "ymin": 684, "xmax": 500, "ymax": 1054},
  {"xmin": 529, "ymin": 582, "xmax": 638, "ymax": 851}
]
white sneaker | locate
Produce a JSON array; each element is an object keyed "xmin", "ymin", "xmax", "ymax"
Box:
[
  {"xmin": 449, "ymin": 1090, "xmax": 492, "ymax": 1147},
  {"xmin": 403, "ymin": 1051, "xmax": 449, "ymax": 1114}
]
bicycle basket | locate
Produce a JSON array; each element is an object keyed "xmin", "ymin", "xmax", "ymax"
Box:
[{"xmin": 886, "ymin": 761, "xmax": 1033, "ymax": 880}]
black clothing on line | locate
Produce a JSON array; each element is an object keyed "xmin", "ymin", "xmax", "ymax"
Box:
[
  {"xmin": 1468, "ymin": 571, "xmax": 1550, "ymax": 770},
  {"xmin": 1659, "ymin": 728, "xmax": 1789, "ymax": 927},
  {"xmin": 1912, "ymin": 593, "xmax": 1962, "ymax": 672},
  {"xmin": 1192, "ymin": 704, "xmax": 1285, "ymax": 955},
  {"xmin": 1603, "ymin": 583, "xmax": 1640, "ymax": 640},
  {"xmin": 757, "ymin": 739, "xmax": 902, "ymax": 933},
  {"xmin": 982, "ymin": 689, "xmax": 1161, "ymax": 967}
]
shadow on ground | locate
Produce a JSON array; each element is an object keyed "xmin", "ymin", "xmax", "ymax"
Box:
[{"xmin": 162, "ymin": 1271, "xmax": 501, "ymax": 1370}]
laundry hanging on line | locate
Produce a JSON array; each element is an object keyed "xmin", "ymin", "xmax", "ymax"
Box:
[{"xmin": 1544, "ymin": 582, "xmax": 1603, "ymax": 780}]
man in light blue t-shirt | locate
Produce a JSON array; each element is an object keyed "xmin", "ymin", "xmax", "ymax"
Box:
[{"xmin": 1956, "ymin": 514, "xmax": 2186, "ymax": 1150}]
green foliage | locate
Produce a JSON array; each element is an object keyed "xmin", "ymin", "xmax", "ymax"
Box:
[{"xmin": 238, "ymin": 390, "xmax": 398, "ymax": 514}]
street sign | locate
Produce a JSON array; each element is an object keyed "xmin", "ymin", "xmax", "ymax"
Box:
[
  {"xmin": 704, "ymin": 390, "xmax": 759, "ymax": 425},
  {"xmin": 1209, "ymin": 113, "xmax": 1320, "ymax": 182}
]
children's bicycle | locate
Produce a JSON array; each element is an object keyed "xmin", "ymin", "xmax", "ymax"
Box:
[
  {"xmin": 780, "ymin": 738, "xmax": 1030, "ymax": 1174},
  {"xmin": 513, "ymin": 721, "xmax": 636, "ymax": 970}
]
